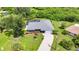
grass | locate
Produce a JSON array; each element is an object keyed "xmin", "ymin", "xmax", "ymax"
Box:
[
  {"xmin": 0, "ymin": 32, "xmax": 43, "ymax": 51},
  {"xmin": 0, "ymin": 33, "xmax": 13, "ymax": 51},
  {"xmin": 20, "ymin": 33, "xmax": 43, "ymax": 51},
  {"xmin": 51, "ymin": 20, "xmax": 76, "ymax": 51}
]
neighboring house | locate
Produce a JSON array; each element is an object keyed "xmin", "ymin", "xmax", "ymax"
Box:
[
  {"xmin": 66, "ymin": 24, "xmax": 79, "ymax": 36},
  {"xmin": 25, "ymin": 20, "xmax": 53, "ymax": 34}
]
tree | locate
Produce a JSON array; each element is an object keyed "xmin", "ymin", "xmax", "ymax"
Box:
[
  {"xmin": 0, "ymin": 14, "xmax": 25, "ymax": 37},
  {"xmin": 1, "ymin": 7, "xmax": 15, "ymax": 14},
  {"xmin": 73, "ymin": 35, "xmax": 79, "ymax": 48},
  {"xmin": 64, "ymin": 16, "xmax": 77, "ymax": 22},
  {"xmin": 36, "ymin": 11, "xmax": 45, "ymax": 18},
  {"xmin": 0, "ymin": 22, "xmax": 5, "ymax": 33},
  {"xmin": 14, "ymin": 7, "xmax": 31, "ymax": 18},
  {"xmin": 59, "ymin": 39, "xmax": 73, "ymax": 50}
]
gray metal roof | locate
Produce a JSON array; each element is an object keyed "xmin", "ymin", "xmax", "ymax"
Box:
[{"xmin": 26, "ymin": 20, "xmax": 53, "ymax": 31}]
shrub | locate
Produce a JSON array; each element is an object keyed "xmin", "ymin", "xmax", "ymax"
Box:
[
  {"xmin": 64, "ymin": 16, "xmax": 77, "ymax": 22},
  {"xmin": 53, "ymin": 30, "xmax": 58, "ymax": 35},
  {"xmin": 59, "ymin": 39, "xmax": 73, "ymax": 50},
  {"xmin": 72, "ymin": 35, "xmax": 79, "ymax": 48},
  {"xmin": 36, "ymin": 11, "xmax": 45, "ymax": 18},
  {"xmin": 12, "ymin": 43, "xmax": 23, "ymax": 51},
  {"xmin": 4, "ymin": 30, "xmax": 13, "ymax": 36},
  {"xmin": 59, "ymin": 22, "xmax": 66, "ymax": 29},
  {"xmin": 62, "ymin": 30, "xmax": 69, "ymax": 35}
]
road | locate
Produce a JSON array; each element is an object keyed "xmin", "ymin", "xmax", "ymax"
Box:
[{"xmin": 38, "ymin": 31, "xmax": 54, "ymax": 51}]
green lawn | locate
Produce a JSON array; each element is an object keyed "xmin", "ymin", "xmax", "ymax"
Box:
[
  {"xmin": 0, "ymin": 32, "xmax": 43, "ymax": 51},
  {"xmin": 0, "ymin": 33, "xmax": 13, "ymax": 51},
  {"xmin": 51, "ymin": 20, "xmax": 76, "ymax": 51},
  {"xmin": 19, "ymin": 33, "xmax": 43, "ymax": 51}
]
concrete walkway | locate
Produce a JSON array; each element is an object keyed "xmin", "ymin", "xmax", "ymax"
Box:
[{"xmin": 38, "ymin": 31, "xmax": 54, "ymax": 51}]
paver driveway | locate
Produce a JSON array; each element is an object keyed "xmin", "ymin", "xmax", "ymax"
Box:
[{"xmin": 38, "ymin": 31, "xmax": 54, "ymax": 51}]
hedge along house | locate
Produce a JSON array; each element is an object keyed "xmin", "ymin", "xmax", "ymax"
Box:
[
  {"xmin": 66, "ymin": 24, "xmax": 79, "ymax": 36},
  {"xmin": 25, "ymin": 20, "xmax": 53, "ymax": 34}
]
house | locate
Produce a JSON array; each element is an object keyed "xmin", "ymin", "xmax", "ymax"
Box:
[
  {"xmin": 25, "ymin": 20, "xmax": 53, "ymax": 34},
  {"xmin": 65, "ymin": 24, "xmax": 79, "ymax": 36}
]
